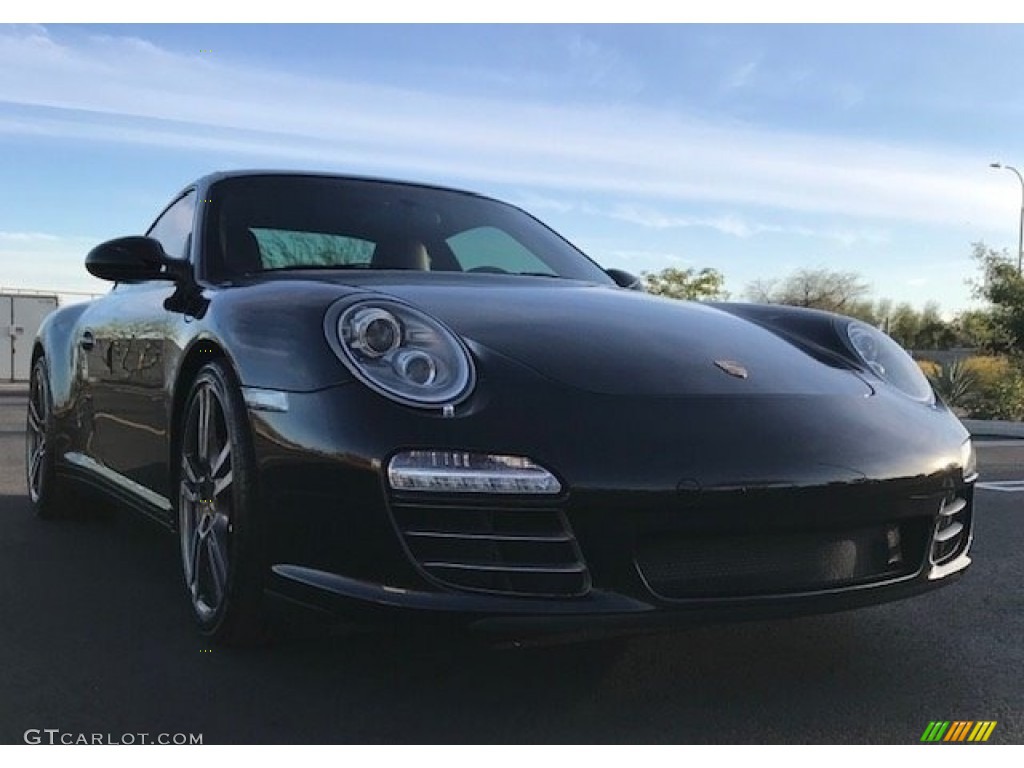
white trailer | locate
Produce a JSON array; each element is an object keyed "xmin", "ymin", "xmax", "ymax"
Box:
[{"xmin": 1, "ymin": 293, "xmax": 59, "ymax": 382}]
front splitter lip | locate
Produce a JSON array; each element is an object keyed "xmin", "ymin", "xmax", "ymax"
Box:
[
  {"xmin": 268, "ymin": 553, "xmax": 970, "ymax": 638},
  {"xmin": 270, "ymin": 564, "xmax": 652, "ymax": 615}
]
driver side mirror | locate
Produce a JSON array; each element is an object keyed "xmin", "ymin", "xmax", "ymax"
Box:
[
  {"xmin": 606, "ymin": 268, "xmax": 645, "ymax": 291},
  {"xmin": 85, "ymin": 236, "xmax": 189, "ymax": 283}
]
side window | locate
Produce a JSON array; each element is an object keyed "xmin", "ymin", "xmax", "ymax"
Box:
[
  {"xmin": 446, "ymin": 227, "xmax": 555, "ymax": 275},
  {"xmin": 146, "ymin": 191, "xmax": 196, "ymax": 259}
]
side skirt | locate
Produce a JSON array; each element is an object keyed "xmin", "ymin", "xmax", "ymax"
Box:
[{"xmin": 58, "ymin": 451, "xmax": 176, "ymax": 531}]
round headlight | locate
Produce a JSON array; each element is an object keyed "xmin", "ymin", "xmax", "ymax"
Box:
[
  {"xmin": 394, "ymin": 349, "xmax": 438, "ymax": 387},
  {"xmin": 329, "ymin": 299, "xmax": 474, "ymax": 409},
  {"xmin": 847, "ymin": 324, "xmax": 886, "ymax": 377},
  {"xmin": 349, "ymin": 308, "xmax": 402, "ymax": 358},
  {"xmin": 843, "ymin": 320, "xmax": 934, "ymax": 403}
]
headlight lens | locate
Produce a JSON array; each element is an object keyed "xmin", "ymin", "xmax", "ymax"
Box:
[
  {"xmin": 349, "ymin": 307, "xmax": 402, "ymax": 358},
  {"xmin": 844, "ymin": 321, "xmax": 934, "ymax": 402},
  {"xmin": 332, "ymin": 299, "xmax": 474, "ymax": 408}
]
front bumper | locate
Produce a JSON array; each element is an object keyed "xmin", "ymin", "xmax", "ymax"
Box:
[{"xmin": 247, "ymin": 374, "xmax": 974, "ymax": 636}]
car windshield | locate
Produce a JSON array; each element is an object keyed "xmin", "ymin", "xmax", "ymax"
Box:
[{"xmin": 203, "ymin": 175, "xmax": 613, "ymax": 284}]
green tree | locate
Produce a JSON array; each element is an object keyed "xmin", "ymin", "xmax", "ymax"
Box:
[
  {"xmin": 844, "ymin": 298, "xmax": 883, "ymax": 325},
  {"xmin": 746, "ymin": 270, "xmax": 960, "ymax": 349},
  {"xmin": 886, "ymin": 302, "xmax": 922, "ymax": 347},
  {"xmin": 916, "ymin": 301, "xmax": 957, "ymax": 350},
  {"xmin": 744, "ymin": 268, "xmax": 870, "ymax": 313},
  {"xmin": 952, "ymin": 308, "xmax": 1010, "ymax": 350},
  {"xmin": 643, "ymin": 267, "xmax": 729, "ymax": 301},
  {"xmin": 969, "ymin": 241, "xmax": 1024, "ymax": 352}
]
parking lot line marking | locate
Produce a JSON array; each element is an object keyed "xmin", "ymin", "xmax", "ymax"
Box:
[{"xmin": 977, "ymin": 480, "xmax": 1024, "ymax": 492}]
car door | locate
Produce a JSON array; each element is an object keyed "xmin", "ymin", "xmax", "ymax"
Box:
[{"xmin": 85, "ymin": 191, "xmax": 196, "ymax": 509}]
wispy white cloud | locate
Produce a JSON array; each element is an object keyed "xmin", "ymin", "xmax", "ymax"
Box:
[
  {"xmin": 611, "ymin": 206, "xmax": 752, "ymax": 235},
  {"xmin": 505, "ymin": 192, "xmax": 589, "ymax": 215},
  {"xmin": 608, "ymin": 204, "xmax": 890, "ymax": 246},
  {"xmin": 612, "ymin": 250, "xmax": 694, "ymax": 268},
  {"xmin": 0, "ymin": 231, "xmax": 62, "ymax": 242},
  {"xmin": 834, "ymin": 82, "xmax": 866, "ymax": 110},
  {"xmin": 0, "ymin": 230, "xmax": 108, "ymax": 296},
  {"xmin": 725, "ymin": 59, "xmax": 759, "ymax": 90},
  {"xmin": 0, "ymin": 25, "xmax": 1011, "ymax": 235},
  {"xmin": 565, "ymin": 32, "xmax": 643, "ymax": 93}
]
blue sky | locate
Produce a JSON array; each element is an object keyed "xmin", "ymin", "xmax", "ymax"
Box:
[{"xmin": 2, "ymin": 22, "xmax": 1024, "ymax": 313}]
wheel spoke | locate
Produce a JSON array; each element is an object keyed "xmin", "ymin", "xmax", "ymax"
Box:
[
  {"xmin": 211, "ymin": 440, "xmax": 231, "ymax": 477},
  {"xmin": 187, "ymin": 526, "xmax": 202, "ymax": 597},
  {"xmin": 213, "ymin": 471, "xmax": 233, "ymax": 498},
  {"xmin": 181, "ymin": 454, "xmax": 200, "ymax": 487},
  {"xmin": 197, "ymin": 387, "xmax": 211, "ymax": 463},
  {"xmin": 205, "ymin": 529, "xmax": 228, "ymax": 605},
  {"xmin": 27, "ymin": 398, "xmax": 42, "ymax": 433},
  {"xmin": 28, "ymin": 442, "xmax": 45, "ymax": 490}
]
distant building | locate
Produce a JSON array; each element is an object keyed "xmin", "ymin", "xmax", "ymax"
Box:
[{"xmin": 1, "ymin": 291, "xmax": 59, "ymax": 381}]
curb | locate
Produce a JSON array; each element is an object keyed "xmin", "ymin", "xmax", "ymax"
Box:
[{"xmin": 962, "ymin": 419, "xmax": 1024, "ymax": 440}]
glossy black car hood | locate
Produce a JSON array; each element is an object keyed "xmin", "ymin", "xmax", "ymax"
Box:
[{"xmin": 328, "ymin": 274, "xmax": 873, "ymax": 398}]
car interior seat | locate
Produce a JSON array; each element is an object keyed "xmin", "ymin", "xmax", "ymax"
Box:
[
  {"xmin": 220, "ymin": 219, "xmax": 264, "ymax": 277},
  {"xmin": 370, "ymin": 237, "xmax": 431, "ymax": 270}
]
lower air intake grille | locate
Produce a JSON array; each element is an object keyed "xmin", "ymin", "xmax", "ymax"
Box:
[
  {"xmin": 637, "ymin": 522, "xmax": 924, "ymax": 600},
  {"xmin": 931, "ymin": 490, "xmax": 970, "ymax": 565},
  {"xmin": 391, "ymin": 504, "xmax": 591, "ymax": 598}
]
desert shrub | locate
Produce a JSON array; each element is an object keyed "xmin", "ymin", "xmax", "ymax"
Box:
[
  {"xmin": 924, "ymin": 355, "xmax": 1024, "ymax": 420},
  {"xmin": 926, "ymin": 358, "xmax": 978, "ymax": 411},
  {"xmin": 968, "ymin": 359, "xmax": 1024, "ymax": 420},
  {"xmin": 962, "ymin": 355, "xmax": 1014, "ymax": 390}
]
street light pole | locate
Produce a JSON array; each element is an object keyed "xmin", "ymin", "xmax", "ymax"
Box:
[{"xmin": 990, "ymin": 162, "xmax": 1024, "ymax": 275}]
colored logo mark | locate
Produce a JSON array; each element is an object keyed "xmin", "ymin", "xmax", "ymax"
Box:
[{"xmin": 920, "ymin": 721, "xmax": 997, "ymax": 742}]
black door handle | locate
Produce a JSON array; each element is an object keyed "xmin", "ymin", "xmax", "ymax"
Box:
[{"xmin": 80, "ymin": 330, "xmax": 95, "ymax": 351}]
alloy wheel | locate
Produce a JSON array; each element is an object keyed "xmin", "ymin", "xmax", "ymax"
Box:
[
  {"xmin": 26, "ymin": 360, "xmax": 49, "ymax": 504},
  {"xmin": 179, "ymin": 381, "xmax": 235, "ymax": 622}
]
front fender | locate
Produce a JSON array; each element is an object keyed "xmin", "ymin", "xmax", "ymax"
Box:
[
  {"xmin": 34, "ymin": 301, "xmax": 92, "ymax": 412},
  {"xmin": 189, "ymin": 280, "xmax": 361, "ymax": 392},
  {"xmin": 710, "ymin": 302, "xmax": 861, "ymax": 363}
]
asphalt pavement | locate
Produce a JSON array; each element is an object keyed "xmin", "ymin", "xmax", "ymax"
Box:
[{"xmin": 0, "ymin": 389, "xmax": 1021, "ymax": 744}]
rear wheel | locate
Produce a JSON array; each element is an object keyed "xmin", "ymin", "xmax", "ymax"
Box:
[
  {"xmin": 26, "ymin": 357, "xmax": 75, "ymax": 518},
  {"xmin": 178, "ymin": 361, "xmax": 266, "ymax": 645}
]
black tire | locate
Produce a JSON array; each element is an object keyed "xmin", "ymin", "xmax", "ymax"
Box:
[
  {"xmin": 177, "ymin": 360, "xmax": 267, "ymax": 645},
  {"xmin": 26, "ymin": 356, "xmax": 76, "ymax": 519}
]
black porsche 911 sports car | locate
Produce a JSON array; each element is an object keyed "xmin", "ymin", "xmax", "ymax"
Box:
[{"xmin": 27, "ymin": 170, "xmax": 976, "ymax": 644}]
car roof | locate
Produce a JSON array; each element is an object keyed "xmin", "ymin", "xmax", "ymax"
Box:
[{"xmin": 186, "ymin": 169, "xmax": 491, "ymax": 201}]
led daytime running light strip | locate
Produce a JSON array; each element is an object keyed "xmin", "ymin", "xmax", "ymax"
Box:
[{"xmin": 388, "ymin": 451, "xmax": 562, "ymax": 494}]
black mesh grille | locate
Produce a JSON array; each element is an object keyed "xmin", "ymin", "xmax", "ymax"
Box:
[
  {"xmin": 636, "ymin": 521, "xmax": 925, "ymax": 599},
  {"xmin": 392, "ymin": 503, "xmax": 591, "ymax": 598}
]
